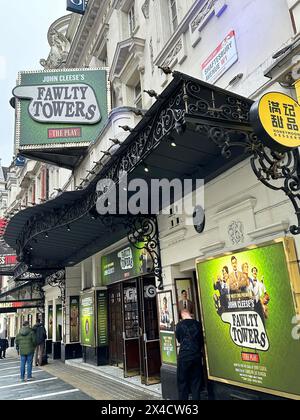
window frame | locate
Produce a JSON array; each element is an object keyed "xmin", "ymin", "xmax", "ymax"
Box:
[{"xmin": 169, "ymin": 0, "xmax": 178, "ymax": 32}]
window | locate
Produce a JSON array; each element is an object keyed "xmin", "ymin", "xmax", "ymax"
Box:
[
  {"xmin": 128, "ymin": 4, "xmax": 136, "ymax": 35},
  {"xmin": 134, "ymin": 81, "xmax": 142, "ymax": 109},
  {"xmin": 169, "ymin": 0, "xmax": 178, "ymax": 32},
  {"xmin": 290, "ymin": 1, "xmax": 300, "ymax": 34},
  {"xmin": 168, "ymin": 205, "xmax": 182, "ymax": 229}
]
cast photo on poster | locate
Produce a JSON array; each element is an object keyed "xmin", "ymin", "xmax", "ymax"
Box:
[
  {"xmin": 175, "ymin": 278, "xmax": 195, "ymax": 319},
  {"xmin": 158, "ymin": 291, "xmax": 174, "ymax": 332}
]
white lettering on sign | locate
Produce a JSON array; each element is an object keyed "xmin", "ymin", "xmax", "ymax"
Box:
[
  {"xmin": 201, "ymin": 30, "xmax": 238, "ymax": 84},
  {"xmin": 118, "ymin": 247, "xmax": 134, "ymax": 270},
  {"xmin": 13, "ymin": 84, "xmax": 101, "ymax": 125},
  {"xmin": 222, "ymin": 311, "xmax": 270, "ymax": 352}
]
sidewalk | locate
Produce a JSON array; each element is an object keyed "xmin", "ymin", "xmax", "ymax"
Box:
[
  {"xmin": 43, "ymin": 358, "xmax": 162, "ymax": 400},
  {"xmin": 65, "ymin": 358, "xmax": 162, "ymax": 399}
]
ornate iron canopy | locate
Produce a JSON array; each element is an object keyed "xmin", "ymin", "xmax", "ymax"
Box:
[{"xmin": 3, "ymin": 72, "xmax": 300, "ymax": 273}]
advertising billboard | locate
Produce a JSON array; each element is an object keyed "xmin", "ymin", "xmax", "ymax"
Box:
[
  {"xmin": 0, "ymin": 223, "xmax": 17, "ymax": 275},
  {"xmin": 13, "ymin": 68, "xmax": 110, "ymax": 152},
  {"xmin": 250, "ymin": 92, "xmax": 300, "ymax": 152},
  {"xmin": 80, "ymin": 292, "xmax": 96, "ymax": 347},
  {"xmin": 70, "ymin": 296, "xmax": 80, "ymax": 343},
  {"xmin": 196, "ymin": 238, "xmax": 300, "ymax": 399}
]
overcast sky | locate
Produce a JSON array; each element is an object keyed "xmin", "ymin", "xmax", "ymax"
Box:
[{"xmin": 0, "ymin": 0, "xmax": 69, "ymax": 167}]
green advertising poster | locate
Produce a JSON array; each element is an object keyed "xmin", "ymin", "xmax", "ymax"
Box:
[
  {"xmin": 97, "ymin": 291, "xmax": 108, "ymax": 347},
  {"xmin": 101, "ymin": 243, "xmax": 153, "ymax": 285},
  {"xmin": 13, "ymin": 68, "xmax": 109, "ymax": 150},
  {"xmin": 70, "ymin": 296, "xmax": 80, "ymax": 343},
  {"xmin": 80, "ymin": 292, "xmax": 96, "ymax": 347},
  {"xmin": 48, "ymin": 305, "xmax": 53, "ymax": 340},
  {"xmin": 160, "ymin": 332, "xmax": 177, "ymax": 365},
  {"xmin": 197, "ymin": 239, "xmax": 300, "ymax": 399},
  {"xmin": 56, "ymin": 304, "xmax": 62, "ymax": 341}
]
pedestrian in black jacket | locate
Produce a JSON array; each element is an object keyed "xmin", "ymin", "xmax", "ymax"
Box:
[
  {"xmin": 0, "ymin": 337, "xmax": 9, "ymax": 359},
  {"xmin": 32, "ymin": 321, "xmax": 47, "ymax": 367},
  {"xmin": 175, "ymin": 309, "xmax": 204, "ymax": 400}
]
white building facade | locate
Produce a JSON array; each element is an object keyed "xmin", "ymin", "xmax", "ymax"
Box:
[{"xmin": 3, "ymin": 0, "xmax": 300, "ymax": 399}]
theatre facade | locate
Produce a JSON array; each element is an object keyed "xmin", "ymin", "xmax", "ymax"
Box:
[{"xmin": 2, "ymin": 0, "xmax": 300, "ymax": 400}]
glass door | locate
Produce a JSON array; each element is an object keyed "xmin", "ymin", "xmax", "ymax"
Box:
[
  {"xmin": 122, "ymin": 280, "xmax": 141, "ymax": 378},
  {"xmin": 139, "ymin": 277, "xmax": 161, "ymax": 385}
]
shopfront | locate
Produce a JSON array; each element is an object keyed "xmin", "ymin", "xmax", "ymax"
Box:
[
  {"xmin": 4, "ymin": 71, "xmax": 300, "ymax": 399},
  {"xmin": 101, "ymin": 242, "xmax": 161, "ymax": 385}
]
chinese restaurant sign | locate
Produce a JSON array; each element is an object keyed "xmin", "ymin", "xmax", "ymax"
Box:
[
  {"xmin": 250, "ymin": 92, "xmax": 300, "ymax": 152},
  {"xmin": 13, "ymin": 68, "xmax": 109, "ymax": 151},
  {"xmin": 80, "ymin": 292, "xmax": 96, "ymax": 347},
  {"xmin": 202, "ymin": 30, "xmax": 238, "ymax": 84},
  {"xmin": 196, "ymin": 238, "xmax": 300, "ymax": 399},
  {"xmin": 101, "ymin": 243, "xmax": 153, "ymax": 285}
]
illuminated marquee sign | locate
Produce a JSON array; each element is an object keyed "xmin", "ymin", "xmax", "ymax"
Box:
[
  {"xmin": 0, "ymin": 255, "xmax": 17, "ymax": 266},
  {"xmin": 250, "ymin": 92, "xmax": 300, "ymax": 152},
  {"xmin": 0, "ymin": 219, "xmax": 17, "ymax": 273}
]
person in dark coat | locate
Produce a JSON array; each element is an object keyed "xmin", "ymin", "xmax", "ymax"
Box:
[
  {"xmin": 0, "ymin": 337, "xmax": 9, "ymax": 359},
  {"xmin": 176, "ymin": 309, "xmax": 204, "ymax": 400},
  {"xmin": 15, "ymin": 321, "xmax": 36, "ymax": 381},
  {"xmin": 32, "ymin": 320, "xmax": 47, "ymax": 367}
]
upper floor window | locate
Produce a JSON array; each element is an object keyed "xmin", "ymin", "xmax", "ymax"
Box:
[
  {"xmin": 290, "ymin": 0, "xmax": 300, "ymax": 34},
  {"xmin": 128, "ymin": 4, "xmax": 136, "ymax": 35},
  {"xmin": 134, "ymin": 81, "xmax": 142, "ymax": 109},
  {"xmin": 169, "ymin": 0, "xmax": 178, "ymax": 32}
]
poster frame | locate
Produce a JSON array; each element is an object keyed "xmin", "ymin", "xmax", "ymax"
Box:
[
  {"xmin": 157, "ymin": 290, "xmax": 177, "ymax": 366},
  {"xmin": 174, "ymin": 278, "xmax": 196, "ymax": 319},
  {"xmin": 70, "ymin": 296, "xmax": 80, "ymax": 343},
  {"xmin": 80, "ymin": 290, "xmax": 96, "ymax": 348},
  {"xmin": 195, "ymin": 237, "xmax": 300, "ymax": 400}
]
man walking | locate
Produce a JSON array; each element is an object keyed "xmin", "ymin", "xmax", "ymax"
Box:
[
  {"xmin": 33, "ymin": 319, "xmax": 47, "ymax": 367},
  {"xmin": 0, "ymin": 336, "xmax": 9, "ymax": 359},
  {"xmin": 15, "ymin": 321, "xmax": 36, "ymax": 381},
  {"xmin": 176, "ymin": 309, "xmax": 204, "ymax": 400}
]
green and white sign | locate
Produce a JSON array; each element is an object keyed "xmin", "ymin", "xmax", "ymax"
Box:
[
  {"xmin": 97, "ymin": 291, "xmax": 108, "ymax": 347},
  {"xmin": 101, "ymin": 243, "xmax": 153, "ymax": 285},
  {"xmin": 160, "ymin": 332, "xmax": 177, "ymax": 365},
  {"xmin": 197, "ymin": 238, "xmax": 300, "ymax": 400},
  {"xmin": 13, "ymin": 68, "xmax": 109, "ymax": 151},
  {"xmin": 80, "ymin": 292, "xmax": 96, "ymax": 347}
]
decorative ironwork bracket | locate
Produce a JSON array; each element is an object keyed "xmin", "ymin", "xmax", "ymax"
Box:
[
  {"xmin": 46, "ymin": 270, "xmax": 66, "ymax": 305},
  {"xmin": 32, "ymin": 281, "xmax": 45, "ymax": 314},
  {"xmin": 200, "ymin": 123, "xmax": 300, "ymax": 235},
  {"xmin": 250, "ymin": 147, "xmax": 300, "ymax": 235},
  {"xmin": 124, "ymin": 215, "xmax": 163, "ymax": 290}
]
